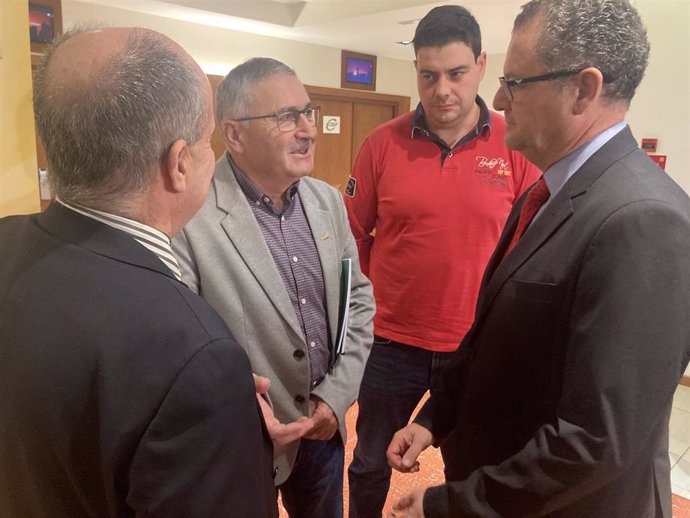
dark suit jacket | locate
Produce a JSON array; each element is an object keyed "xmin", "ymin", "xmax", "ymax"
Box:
[
  {"xmin": 419, "ymin": 127, "xmax": 690, "ymax": 518},
  {"xmin": 0, "ymin": 203, "xmax": 277, "ymax": 518}
]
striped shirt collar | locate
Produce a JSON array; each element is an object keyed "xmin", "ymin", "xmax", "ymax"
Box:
[{"xmin": 57, "ymin": 198, "xmax": 182, "ymax": 281}]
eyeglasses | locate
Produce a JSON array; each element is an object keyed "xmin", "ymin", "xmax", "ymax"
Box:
[
  {"xmin": 498, "ymin": 69, "xmax": 586, "ymax": 101},
  {"xmin": 233, "ymin": 106, "xmax": 320, "ymax": 132}
]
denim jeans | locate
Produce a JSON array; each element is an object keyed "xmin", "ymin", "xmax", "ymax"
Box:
[
  {"xmin": 348, "ymin": 337, "xmax": 455, "ymax": 518},
  {"xmin": 279, "ymin": 435, "xmax": 344, "ymax": 518}
]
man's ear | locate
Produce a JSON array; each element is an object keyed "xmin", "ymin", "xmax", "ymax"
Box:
[
  {"xmin": 223, "ymin": 120, "xmax": 245, "ymax": 154},
  {"xmin": 163, "ymin": 138, "xmax": 190, "ymax": 193},
  {"xmin": 476, "ymin": 51, "xmax": 487, "ymax": 81},
  {"xmin": 572, "ymin": 67, "xmax": 604, "ymax": 115}
]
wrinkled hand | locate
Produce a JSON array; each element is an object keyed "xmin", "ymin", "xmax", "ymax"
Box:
[
  {"xmin": 253, "ymin": 374, "xmax": 314, "ymax": 446},
  {"xmin": 303, "ymin": 397, "xmax": 338, "ymax": 440},
  {"xmin": 386, "ymin": 488, "xmax": 426, "ymax": 518},
  {"xmin": 386, "ymin": 423, "xmax": 433, "ymax": 473}
]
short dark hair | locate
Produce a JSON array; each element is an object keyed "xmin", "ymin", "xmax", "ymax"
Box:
[
  {"xmin": 412, "ymin": 5, "xmax": 482, "ymax": 59},
  {"xmin": 514, "ymin": 0, "xmax": 649, "ymax": 103}
]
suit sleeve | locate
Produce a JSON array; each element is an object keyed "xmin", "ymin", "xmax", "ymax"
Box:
[
  {"xmin": 313, "ymin": 190, "xmax": 375, "ymax": 424},
  {"xmin": 344, "ymin": 137, "xmax": 379, "ymax": 277},
  {"xmin": 423, "ymin": 199, "xmax": 690, "ymax": 517},
  {"xmin": 126, "ymin": 339, "xmax": 275, "ymax": 518}
]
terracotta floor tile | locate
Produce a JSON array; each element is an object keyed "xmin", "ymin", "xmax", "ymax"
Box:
[{"xmin": 277, "ymin": 392, "xmax": 690, "ymax": 517}]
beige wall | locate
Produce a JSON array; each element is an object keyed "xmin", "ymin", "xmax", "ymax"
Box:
[
  {"xmin": 479, "ymin": 1, "xmax": 690, "ymax": 192},
  {"xmin": 62, "ymin": 1, "xmax": 420, "ymax": 103},
  {"xmin": 6, "ymin": 0, "xmax": 687, "ymax": 216},
  {"xmin": 0, "ymin": 0, "xmax": 40, "ymax": 217}
]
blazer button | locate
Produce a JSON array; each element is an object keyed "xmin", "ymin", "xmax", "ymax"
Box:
[
  {"xmin": 293, "ymin": 349, "xmax": 305, "ymax": 360},
  {"xmin": 295, "ymin": 394, "xmax": 306, "ymax": 404}
]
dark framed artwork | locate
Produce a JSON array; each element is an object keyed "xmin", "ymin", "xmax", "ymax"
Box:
[
  {"xmin": 341, "ymin": 50, "xmax": 377, "ymax": 91},
  {"xmin": 29, "ymin": 0, "xmax": 63, "ymax": 54}
]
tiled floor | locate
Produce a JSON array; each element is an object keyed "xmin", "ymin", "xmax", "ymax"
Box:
[{"xmin": 279, "ymin": 384, "xmax": 690, "ymax": 517}]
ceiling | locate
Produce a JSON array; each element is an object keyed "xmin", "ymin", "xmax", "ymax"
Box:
[{"xmin": 77, "ymin": 0, "xmax": 527, "ymax": 60}]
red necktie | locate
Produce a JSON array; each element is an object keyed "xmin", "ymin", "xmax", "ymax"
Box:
[{"xmin": 505, "ymin": 176, "xmax": 550, "ymax": 255}]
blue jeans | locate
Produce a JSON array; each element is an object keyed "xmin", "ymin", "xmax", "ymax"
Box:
[
  {"xmin": 348, "ymin": 337, "xmax": 455, "ymax": 518},
  {"xmin": 279, "ymin": 435, "xmax": 344, "ymax": 518}
]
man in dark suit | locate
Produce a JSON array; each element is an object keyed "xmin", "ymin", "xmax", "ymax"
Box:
[
  {"xmin": 386, "ymin": 1, "xmax": 690, "ymax": 517},
  {"xmin": 0, "ymin": 27, "xmax": 276, "ymax": 517}
]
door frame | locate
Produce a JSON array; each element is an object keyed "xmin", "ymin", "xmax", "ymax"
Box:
[{"xmin": 305, "ymin": 85, "xmax": 410, "ymax": 117}]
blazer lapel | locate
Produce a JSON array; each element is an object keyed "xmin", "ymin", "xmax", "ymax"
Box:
[
  {"xmin": 474, "ymin": 126, "xmax": 639, "ymax": 322},
  {"xmin": 212, "ymin": 157, "xmax": 304, "ymax": 339},
  {"xmin": 300, "ymin": 180, "xmax": 340, "ymax": 343}
]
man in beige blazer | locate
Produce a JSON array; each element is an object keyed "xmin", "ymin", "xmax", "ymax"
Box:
[{"xmin": 173, "ymin": 58, "xmax": 374, "ymax": 518}]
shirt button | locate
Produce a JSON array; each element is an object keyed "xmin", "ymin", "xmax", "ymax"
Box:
[
  {"xmin": 300, "ymin": 298, "xmax": 307, "ymax": 305},
  {"xmin": 448, "ymin": 152, "xmax": 453, "ymax": 158},
  {"xmin": 255, "ymin": 200, "xmax": 261, "ymax": 206},
  {"xmin": 309, "ymin": 341, "xmax": 316, "ymax": 348},
  {"xmin": 292, "ymin": 256, "xmax": 299, "ymax": 262},
  {"xmin": 281, "ymin": 215, "xmax": 285, "ymax": 221},
  {"xmin": 263, "ymin": 196, "xmax": 270, "ymax": 203}
]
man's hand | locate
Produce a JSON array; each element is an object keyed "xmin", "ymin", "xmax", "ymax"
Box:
[
  {"xmin": 387, "ymin": 423, "xmax": 433, "ymax": 473},
  {"xmin": 253, "ymin": 374, "xmax": 314, "ymax": 446},
  {"xmin": 304, "ymin": 397, "xmax": 338, "ymax": 440},
  {"xmin": 386, "ymin": 488, "xmax": 426, "ymax": 518}
]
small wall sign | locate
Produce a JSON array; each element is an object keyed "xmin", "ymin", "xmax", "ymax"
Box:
[{"xmin": 323, "ymin": 116, "xmax": 341, "ymax": 134}]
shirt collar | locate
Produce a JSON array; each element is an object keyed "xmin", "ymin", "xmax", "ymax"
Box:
[
  {"xmin": 56, "ymin": 198, "xmax": 182, "ymax": 281},
  {"xmin": 543, "ymin": 121, "xmax": 627, "ymax": 200},
  {"xmin": 411, "ymin": 95, "xmax": 492, "ymax": 148},
  {"xmin": 227, "ymin": 153, "xmax": 299, "ymax": 213}
]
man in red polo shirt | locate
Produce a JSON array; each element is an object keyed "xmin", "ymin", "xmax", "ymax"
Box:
[{"xmin": 345, "ymin": 6, "xmax": 540, "ymax": 518}]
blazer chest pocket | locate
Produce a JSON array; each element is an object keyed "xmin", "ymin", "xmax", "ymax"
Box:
[{"xmin": 502, "ymin": 278, "xmax": 561, "ymax": 303}]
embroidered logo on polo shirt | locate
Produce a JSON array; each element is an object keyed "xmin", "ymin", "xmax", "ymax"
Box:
[
  {"xmin": 474, "ymin": 156, "xmax": 512, "ymax": 188},
  {"xmin": 344, "ymin": 176, "xmax": 357, "ymax": 197}
]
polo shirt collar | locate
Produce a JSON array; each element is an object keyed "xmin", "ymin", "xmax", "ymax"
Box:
[{"xmin": 411, "ymin": 96, "xmax": 492, "ymax": 149}]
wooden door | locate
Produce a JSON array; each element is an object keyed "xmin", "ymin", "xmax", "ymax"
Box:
[
  {"xmin": 206, "ymin": 78, "xmax": 410, "ymax": 191},
  {"xmin": 311, "ymin": 97, "xmax": 355, "ymax": 190},
  {"xmin": 306, "ymin": 85, "xmax": 410, "ymax": 192},
  {"xmin": 352, "ymin": 101, "xmax": 397, "ymax": 167},
  {"xmin": 207, "ymin": 74, "xmax": 228, "ymax": 160}
]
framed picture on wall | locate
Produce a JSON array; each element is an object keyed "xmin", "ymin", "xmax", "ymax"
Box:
[
  {"xmin": 341, "ymin": 50, "xmax": 377, "ymax": 91},
  {"xmin": 29, "ymin": 0, "xmax": 63, "ymax": 54}
]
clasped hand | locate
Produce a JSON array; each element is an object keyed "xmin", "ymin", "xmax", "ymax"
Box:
[{"xmin": 253, "ymin": 374, "xmax": 338, "ymax": 445}]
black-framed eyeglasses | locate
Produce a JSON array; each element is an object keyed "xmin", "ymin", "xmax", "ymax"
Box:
[
  {"xmin": 498, "ymin": 69, "xmax": 586, "ymax": 101},
  {"xmin": 234, "ymin": 106, "xmax": 320, "ymax": 132}
]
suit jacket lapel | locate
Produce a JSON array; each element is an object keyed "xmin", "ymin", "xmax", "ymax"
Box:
[
  {"xmin": 474, "ymin": 126, "xmax": 639, "ymax": 323},
  {"xmin": 300, "ymin": 180, "xmax": 340, "ymax": 343},
  {"xmin": 213, "ymin": 157, "xmax": 304, "ymax": 339}
]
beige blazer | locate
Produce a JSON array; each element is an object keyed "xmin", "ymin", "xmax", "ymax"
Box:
[{"xmin": 173, "ymin": 155, "xmax": 375, "ymax": 484}]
